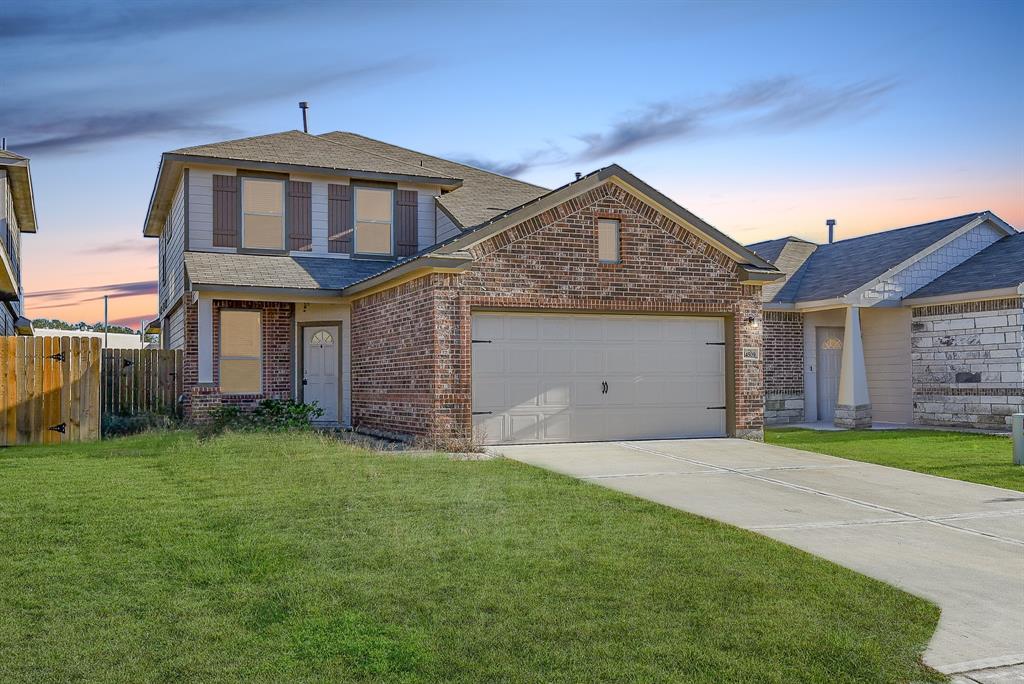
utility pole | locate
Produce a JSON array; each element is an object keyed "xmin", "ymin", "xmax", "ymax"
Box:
[{"xmin": 103, "ymin": 295, "xmax": 109, "ymax": 348}]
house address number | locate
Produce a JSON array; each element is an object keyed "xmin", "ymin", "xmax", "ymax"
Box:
[{"xmin": 742, "ymin": 347, "xmax": 760, "ymax": 362}]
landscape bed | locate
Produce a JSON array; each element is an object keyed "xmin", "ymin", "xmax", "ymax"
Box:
[{"xmin": 0, "ymin": 431, "xmax": 942, "ymax": 683}]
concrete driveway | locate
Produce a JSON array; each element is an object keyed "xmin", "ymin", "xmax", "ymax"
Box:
[{"xmin": 496, "ymin": 438, "xmax": 1024, "ymax": 678}]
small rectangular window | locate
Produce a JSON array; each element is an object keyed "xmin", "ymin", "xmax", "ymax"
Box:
[
  {"xmin": 220, "ymin": 309, "xmax": 261, "ymax": 393},
  {"xmin": 598, "ymin": 218, "xmax": 620, "ymax": 263},
  {"xmin": 355, "ymin": 187, "xmax": 393, "ymax": 255},
  {"xmin": 242, "ymin": 179, "xmax": 284, "ymax": 250}
]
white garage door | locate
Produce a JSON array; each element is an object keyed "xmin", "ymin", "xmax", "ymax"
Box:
[{"xmin": 472, "ymin": 313, "xmax": 727, "ymax": 444}]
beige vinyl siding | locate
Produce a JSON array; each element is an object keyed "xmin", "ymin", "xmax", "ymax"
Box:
[
  {"xmin": 166, "ymin": 305, "xmax": 186, "ymax": 350},
  {"xmin": 159, "ymin": 176, "xmax": 186, "ymax": 314},
  {"xmin": 435, "ymin": 204, "xmax": 460, "ymax": 243},
  {"xmin": 861, "ymin": 307, "xmax": 913, "ymax": 423}
]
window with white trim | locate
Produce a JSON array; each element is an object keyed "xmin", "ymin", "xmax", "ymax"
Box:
[
  {"xmin": 598, "ymin": 218, "xmax": 620, "ymax": 263},
  {"xmin": 354, "ymin": 186, "xmax": 393, "ymax": 255},
  {"xmin": 242, "ymin": 178, "xmax": 285, "ymax": 250},
  {"xmin": 220, "ymin": 309, "xmax": 261, "ymax": 393}
]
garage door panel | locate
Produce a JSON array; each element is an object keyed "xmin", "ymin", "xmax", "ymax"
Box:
[{"xmin": 472, "ymin": 313, "xmax": 728, "ymax": 444}]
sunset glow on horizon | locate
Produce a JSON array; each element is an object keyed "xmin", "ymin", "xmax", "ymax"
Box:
[{"xmin": 6, "ymin": 1, "xmax": 1021, "ymax": 328}]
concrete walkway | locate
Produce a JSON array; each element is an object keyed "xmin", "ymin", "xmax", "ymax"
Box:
[{"xmin": 496, "ymin": 438, "xmax": 1024, "ymax": 677}]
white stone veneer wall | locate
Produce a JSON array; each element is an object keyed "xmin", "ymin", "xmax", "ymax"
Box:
[{"xmin": 911, "ymin": 297, "xmax": 1024, "ymax": 430}]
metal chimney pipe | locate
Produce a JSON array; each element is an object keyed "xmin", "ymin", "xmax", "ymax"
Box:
[
  {"xmin": 826, "ymin": 218, "xmax": 836, "ymax": 244},
  {"xmin": 299, "ymin": 101, "xmax": 309, "ymax": 133}
]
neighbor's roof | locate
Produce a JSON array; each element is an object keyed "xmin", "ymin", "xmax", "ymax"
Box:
[
  {"xmin": 908, "ymin": 231, "xmax": 1024, "ymax": 299},
  {"xmin": 761, "ymin": 212, "xmax": 988, "ymax": 303},
  {"xmin": 169, "ymin": 130, "xmax": 462, "ymax": 184},
  {"xmin": 185, "ymin": 252, "xmax": 395, "ymax": 293},
  {"xmin": 747, "ymin": 236, "xmax": 814, "ymax": 265},
  {"xmin": 318, "ymin": 132, "xmax": 549, "ymax": 228},
  {"xmin": 0, "ymin": 148, "xmax": 38, "ymax": 233}
]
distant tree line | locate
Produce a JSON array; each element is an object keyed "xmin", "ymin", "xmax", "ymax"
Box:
[{"xmin": 32, "ymin": 319, "xmax": 138, "ymax": 335}]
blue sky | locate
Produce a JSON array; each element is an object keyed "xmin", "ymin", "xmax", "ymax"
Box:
[{"xmin": 2, "ymin": 0, "xmax": 1021, "ymax": 327}]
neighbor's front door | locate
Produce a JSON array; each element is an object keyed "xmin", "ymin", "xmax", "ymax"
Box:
[
  {"xmin": 303, "ymin": 326, "xmax": 339, "ymax": 423},
  {"xmin": 816, "ymin": 326, "xmax": 843, "ymax": 422}
]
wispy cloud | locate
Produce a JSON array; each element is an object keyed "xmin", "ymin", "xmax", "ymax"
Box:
[
  {"xmin": 26, "ymin": 281, "xmax": 158, "ymax": 310},
  {"xmin": 74, "ymin": 241, "xmax": 157, "ymax": 257},
  {"xmin": 468, "ymin": 76, "xmax": 897, "ymax": 175},
  {"xmin": 575, "ymin": 76, "xmax": 897, "ymax": 161}
]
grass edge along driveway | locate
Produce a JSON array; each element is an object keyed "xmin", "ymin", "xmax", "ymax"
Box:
[
  {"xmin": 767, "ymin": 427, "xmax": 1023, "ymax": 492},
  {"xmin": 0, "ymin": 431, "xmax": 943, "ymax": 683}
]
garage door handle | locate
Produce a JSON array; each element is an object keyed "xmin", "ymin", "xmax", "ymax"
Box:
[
  {"xmin": 472, "ymin": 411, "xmax": 492, "ymax": 416},
  {"xmin": 706, "ymin": 405, "xmax": 727, "ymax": 410}
]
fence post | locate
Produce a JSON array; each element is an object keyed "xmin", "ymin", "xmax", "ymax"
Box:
[{"xmin": 1013, "ymin": 413, "xmax": 1024, "ymax": 466}]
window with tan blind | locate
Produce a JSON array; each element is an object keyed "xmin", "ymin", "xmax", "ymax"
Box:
[
  {"xmin": 354, "ymin": 187, "xmax": 393, "ymax": 255},
  {"xmin": 220, "ymin": 310, "xmax": 261, "ymax": 393},
  {"xmin": 242, "ymin": 179, "xmax": 284, "ymax": 250},
  {"xmin": 598, "ymin": 218, "xmax": 620, "ymax": 263}
]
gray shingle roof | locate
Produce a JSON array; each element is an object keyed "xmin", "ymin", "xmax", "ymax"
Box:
[
  {"xmin": 747, "ymin": 236, "xmax": 812, "ymax": 265},
  {"xmin": 760, "ymin": 212, "xmax": 985, "ymax": 303},
  {"xmin": 185, "ymin": 252, "xmax": 395, "ymax": 291},
  {"xmin": 318, "ymin": 132, "xmax": 549, "ymax": 228},
  {"xmin": 908, "ymin": 231, "xmax": 1024, "ymax": 299},
  {"xmin": 171, "ymin": 130, "xmax": 461, "ymax": 183},
  {"xmin": 0, "ymin": 149, "xmax": 27, "ymax": 161}
]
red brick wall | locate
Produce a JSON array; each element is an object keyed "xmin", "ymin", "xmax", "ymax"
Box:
[
  {"xmin": 352, "ymin": 181, "xmax": 766, "ymax": 439},
  {"xmin": 764, "ymin": 311, "xmax": 803, "ymax": 394},
  {"xmin": 182, "ymin": 298, "xmax": 294, "ymax": 420}
]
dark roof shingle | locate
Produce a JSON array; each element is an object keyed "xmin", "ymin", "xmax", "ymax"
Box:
[
  {"xmin": 318, "ymin": 132, "xmax": 548, "ymax": 228},
  {"xmin": 908, "ymin": 231, "xmax": 1024, "ymax": 299},
  {"xmin": 762, "ymin": 213, "xmax": 985, "ymax": 303},
  {"xmin": 185, "ymin": 252, "xmax": 395, "ymax": 291}
]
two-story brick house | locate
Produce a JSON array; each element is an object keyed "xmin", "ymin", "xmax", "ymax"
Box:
[
  {"xmin": 0, "ymin": 149, "xmax": 38, "ymax": 336},
  {"xmin": 144, "ymin": 131, "xmax": 781, "ymax": 444}
]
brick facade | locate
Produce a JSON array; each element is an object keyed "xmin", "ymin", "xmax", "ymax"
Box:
[
  {"xmin": 911, "ymin": 297, "xmax": 1024, "ymax": 430},
  {"xmin": 351, "ymin": 181, "xmax": 765, "ymax": 441},
  {"xmin": 182, "ymin": 297, "xmax": 294, "ymax": 420},
  {"xmin": 763, "ymin": 310, "xmax": 805, "ymax": 424}
]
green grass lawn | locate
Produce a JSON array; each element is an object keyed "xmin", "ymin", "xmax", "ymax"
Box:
[
  {"xmin": 767, "ymin": 428, "xmax": 1023, "ymax": 492},
  {"xmin": 0, "ymin": 432, "xmax": 943, "ymax": 683}
]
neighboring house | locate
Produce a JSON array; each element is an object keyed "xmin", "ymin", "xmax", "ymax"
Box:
[
  {"xmin": 144, "ymin": 130, "xmax": 780, "ymax": 443},
  {"xmin": 34, "ymin": 329, "xmax": 146, "ymax": 350},
  {"xmin": 0, "ymin": 149, "xmax": 38, "ymax": 336},
  {"xmin": 749, "ymin": 212, "xmax": 1023, "ymax": 431}
]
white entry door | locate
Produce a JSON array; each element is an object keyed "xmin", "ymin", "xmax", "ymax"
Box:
[
  {"xmin": 303, "ymin": 326, "xmax": 339, "ymax": 423},
  {"xmin": 472, "ymin": 313, "xmax": 728, "ymax": 444}
]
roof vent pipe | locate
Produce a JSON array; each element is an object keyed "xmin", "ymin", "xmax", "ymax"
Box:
[
  {"xmin": 574, "ymin": 172, "xmax": 582, "ymax": 180},
  {"xmin": 1, "ymin": 137, "xmax": 5, "ymax": 151},
  {"xmin": 826, "ymin": 218, "xmax": 836, "ymax": 244},
  {"xmin": 299, "ymin": 101, "xmax": 309, "ymax": 133}
]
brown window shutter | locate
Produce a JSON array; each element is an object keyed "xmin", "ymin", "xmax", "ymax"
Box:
[
  {"xmin": 394, "ymin": 189, "xmax": 418, "ymax": 257},
  {"xmin": 212, "ymin": 175, "xmax": 239, "ymax": 247},
  {"xmin": 287, "ymin": 181, "xmax": 312, "ymax": 251},
  {"xmin": 327, "ymin": 184, "xmax": 353, "ymax": 254}
]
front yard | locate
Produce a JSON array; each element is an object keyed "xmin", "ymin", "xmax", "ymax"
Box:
[
  {"xmin": 0, "ymin": 432, "xmax": 944, "ymax": 683},
  {"xmin": 767, "ymin": 428, "xmax": 1023, "ymax": 492}
]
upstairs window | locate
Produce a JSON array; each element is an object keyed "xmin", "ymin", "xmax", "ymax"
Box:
[
  {"xmin": 220, "ymin": 309, "xmax": 261, "ymax": 394},
  {"xmin": 242, "ymin": 178, "xmax": 285, "ymax": 250},
  {"xmin": 355, "ymin": 187, "xmax": 393, "ymax": 255},
  {"xmin": 598, "ymin": 218, "xmax": 620, "ymax": 263}
]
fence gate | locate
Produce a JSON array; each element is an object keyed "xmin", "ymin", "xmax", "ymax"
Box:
[
  {"xmin": 101, "ymin": 348, "xmax": 183, "ymax": 418},
  {"xmin": 0, "ymin": 336, "xmax": 101, "ymax": 445}
]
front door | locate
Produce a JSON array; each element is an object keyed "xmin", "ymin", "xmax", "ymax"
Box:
[
  {"xmin": 303, "ymin": 326, "xmax": 339, "ymax": 423},
  {"xmin": 816, "ymin": 326, "xmax": 843, "ymax": 422}
]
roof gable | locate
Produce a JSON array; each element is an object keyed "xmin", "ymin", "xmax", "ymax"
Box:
[
  {"xmin": 762, "ymin": 213, "xmax": 996, "ymax": 304},
  {"xmin": 907, "ymin": 231, "xmax": 1024, "ymax": 299}
]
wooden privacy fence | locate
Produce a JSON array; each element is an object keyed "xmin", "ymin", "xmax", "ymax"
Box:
[
  {"xmin": 0, "ymin": 336, "xmax": 101, "ymax": 445},
  {"xmin": 102, "ymin": 348, "xmax": 183, "ymax": 418}
]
